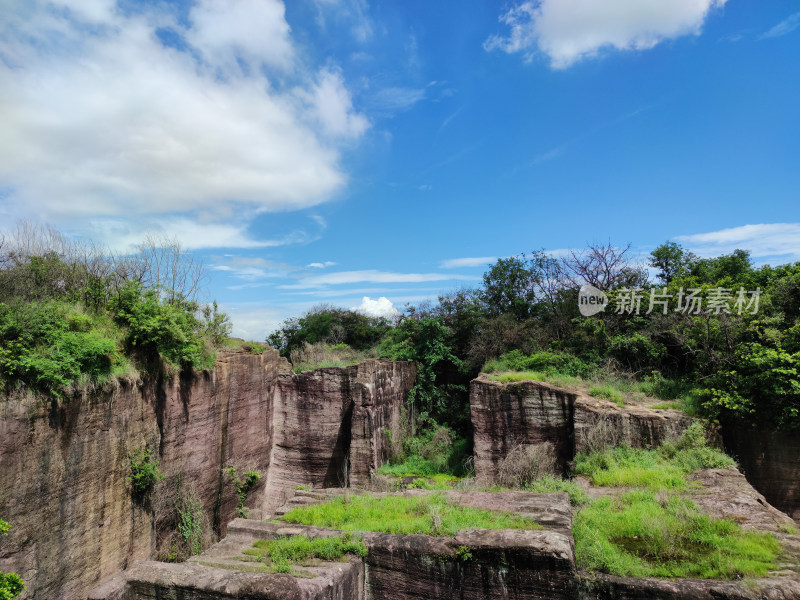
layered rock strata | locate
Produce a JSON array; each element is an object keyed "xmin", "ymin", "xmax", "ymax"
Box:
[
  {"xmin": 470, "ymin": 374, "xmax": 692, "ymax": 483},
  {"xmin": 0, "ymin": 352, "xmax": 415, "ymax": 599}
]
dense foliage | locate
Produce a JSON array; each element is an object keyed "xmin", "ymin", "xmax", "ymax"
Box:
[
  {"xmin": 268, "ymin": 241, "xmax": 799, "ymax": 434},
  {"xmin": 0, "ymin": 226, "xmax": 231, "ymax": 397}
]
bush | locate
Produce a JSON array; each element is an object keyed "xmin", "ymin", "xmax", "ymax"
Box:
[{"xmin": 127, "ymin": 447, "xmax": 164, "ymax": 493}]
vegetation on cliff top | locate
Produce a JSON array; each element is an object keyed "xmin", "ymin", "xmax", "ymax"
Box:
[
  {"xmin": 0, "ymin": 224, "xmax": 232, "ymax": 398},
  {"xmin": 269, "ymin": 240, "xmax": 799, "ymax": 435}
]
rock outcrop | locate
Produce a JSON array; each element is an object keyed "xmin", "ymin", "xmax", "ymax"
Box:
[
  {"xmin": 470, "ymin": 375, "xmax": 693, "ymax": 483},
  {"xmin": 89, "ymin": 491, "xmax": 578, "ymax": 600},
  {"xmin": 263, "ymin": 360, "xmax": 415, "ymax": 512},
  {"xmin": 720, "ymin": 419, "xmax": 800, "ymax": 521},
  {"xmin": 0, "ymin": 352, "xmax": 415, "ymax": 599}
]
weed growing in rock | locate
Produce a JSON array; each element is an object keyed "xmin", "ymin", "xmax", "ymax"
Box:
[
  {"xmin": 280, "ymin": 493, "xmax": 541, "ymax": 536},
  {"xmin": 127, "ymin": 447, "xmax": 164, "ymax": 494},
  {"xmin": 226, "ymin": 467, "xmax": 260, "ymax": 518},
  {"xmin": 574, "ymin": 490, "xmax": 781, "ymax": 579}
]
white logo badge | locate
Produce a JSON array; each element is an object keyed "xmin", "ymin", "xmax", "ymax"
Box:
[{"xmin": 578, "ymin": 284, "xmax": 608, "ymax": 317}]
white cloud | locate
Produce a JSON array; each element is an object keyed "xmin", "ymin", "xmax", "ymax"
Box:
[
  {"xmin": 760, "ymin": 12, "xmax": 800, "ymax": 40},
  {"xmin": 187, "ymin": 0, "xmax": 294, "ymax": 72},
  {"xmin": 307, "ymin": 261, "xmax": 337, "ymax": 269},
  {"xmin": 296, "ymin": 67, "xmax": 370, "ymax": 139},
  {"xmin": 485, "ymin": 0, "xmax": 727, "ymax": 69},
  {"xmin": 280, "ymin": 269, "xmax": 480, "ymax": 289},
  {"xmin": 676, "ymin": 223, "xmax": 800, "ymax": 261},
  {"xmin": 351, "ymin": 296, "xmax": 399, "ymax": 319},
  {"xmin": 0, "ymin": 0, "xmax": 367, "ymax": 246},
  {"xmin": 439, "ymin": 257, "xmax": 497, "ymax": 269}
]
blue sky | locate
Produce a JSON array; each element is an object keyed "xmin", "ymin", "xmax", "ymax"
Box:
[{"xmin": 1, "ymin": 0, "xmax": 798, "ymax": 339}]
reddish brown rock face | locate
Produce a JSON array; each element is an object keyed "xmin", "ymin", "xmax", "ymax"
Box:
[
  {"xmin": 263, "ymin": 360, "xmax": 415, "ymax": 512},
  {"xmin": 470, "ymin": 375, "xmax": 693, "ymax": 484},
  {"xmin": 0, "ymin": 352, "xmax": 415, "ymax": 599}
]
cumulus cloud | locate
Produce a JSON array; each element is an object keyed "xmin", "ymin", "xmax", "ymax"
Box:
[
  {"xmin": 676, "ymin": 223, "xmax": 800, "ymax": 261},
  {"xmin": 0, "ymin": 0, "xmax": 367, "ymax": 246},
  {"xmin": 484, "ymin": 0, "xmax": 727, "ymax": 69},
  {"xmin": 351, "ymin": 296, "xmax": 399, "ymax": 319}
]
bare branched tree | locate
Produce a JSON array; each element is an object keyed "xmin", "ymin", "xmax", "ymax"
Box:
[
  {"xmin": 561, "ymin": 241, "xmax": 647, "ymax": 290},
  {"xmin": 135, "ymin": 234, "xmax": 207, "ymax": 303}
]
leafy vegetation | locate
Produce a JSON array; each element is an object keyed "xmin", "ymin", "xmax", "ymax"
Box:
[
  {"xmin": 574, "ymin": 490, "xmax": 781, "ymax": 578},
  {"xmin": 0, "ymin": 519, "xmax": 24, "ymax": 600},
  {"xmin": 243, "ymin": 533, "xmax": 367, "ymax": 575},
  {"xmin": 377, "ymin": 426, "xmax": 471, "ymax": 479},
  {"xmin": 280, "ymin": 493, "xmax": 541, "ymax": 536},
  {"xmin": 226, "ymin": 467, "xmax": 261, "ymax": 518},
  {"xmin": 0, "ymin": 224, "xmax": 231, "ymax": 398},
  {"xmin": 127, "ymin": 447, "xmax": 164, "ymax": 494}
]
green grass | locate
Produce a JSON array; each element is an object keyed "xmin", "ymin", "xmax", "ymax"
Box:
[
  {"xmin": 574, "ymin": 490, "xmax": 781, "ymax": 579},
  {"xmin": 575, "ymin": 425, "xmax": 735, "ymax": 491},
  {"xmin": 242, "ymin": 533, "xmax": 366, "ymax": 575},
  {"xmin": 589, "ymin": 385, "xmax": 626, "ymax": 407},
  {"xmin": 524, "ymin": 474, "xmax": 591, "ymax": 507},
  {"xmin": 280, "ymin": 493, "xmax": 542, "ymax": 536}
]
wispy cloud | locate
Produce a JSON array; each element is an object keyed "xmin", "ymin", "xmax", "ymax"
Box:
[
  {"xmin": 760, "ymin": 12, "xmax": 800, "ymax": 39},
  {"xmin": 370, "ymin": 87, "xmax": 427, "ymax": 112},
  {"xmin": 676, "ymin": 223, "xmax": 800, "ymax": 261},
  {"xmin": 485, "ymin": 0, "xmax": 727, "ymax": 69},
  {"xmin": 439, "ymin": 257, "xmax": 497, "ymax": 269},
  {"xmin": 280, "ymin": 270, "xmax": 480, "ymax": 289}
]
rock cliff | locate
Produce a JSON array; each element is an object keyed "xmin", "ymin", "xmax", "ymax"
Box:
[
  {"xmin": 470, "ymin": 375, "xmax": 693, "ymax": 483},
  {"xmin": 0, "ymin": 351, "xmax": 415, "ymax": 599}
]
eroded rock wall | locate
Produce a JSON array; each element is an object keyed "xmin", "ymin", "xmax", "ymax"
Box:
[
  {"xmin": 720, "ymin": 419, "xmax": 800, "ymax": 521},
  {"xmin": 470, "ymin": 376, "xmax": 576, "ymax": 483},
  {"xmin": 262, "ymin": 359, "xmax": 415, "ymax": 512},
  {"xmin": 0, "ymin": 353, "xmax": 415, "ymax": 599},
  {"xmin": 471, "ymin": 374, "xmax": 693, "ymax": 483}
]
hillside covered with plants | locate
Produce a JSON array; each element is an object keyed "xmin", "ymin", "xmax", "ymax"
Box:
[{"xmin": 0, "ymin": 224, "xmax": 233, "ymax": 398}]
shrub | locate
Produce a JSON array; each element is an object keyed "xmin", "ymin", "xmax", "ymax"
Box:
[{"xmin": 127, "ymin": 447, "xmax": 164, "ymax": 493}]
